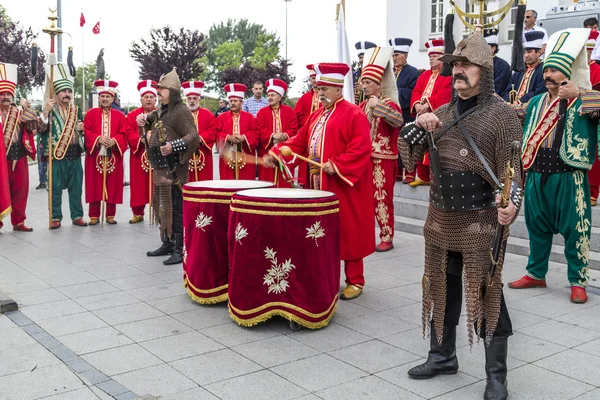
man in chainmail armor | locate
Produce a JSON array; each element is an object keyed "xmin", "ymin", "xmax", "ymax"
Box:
[
  {"xmin": 137, "ymin": 68, "xmax": 199, "ymax": 265},
  {"xmin": 398, "ymin": 32, "xmax": 522, "ymax": 400}
]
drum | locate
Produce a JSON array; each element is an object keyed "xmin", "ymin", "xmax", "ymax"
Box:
[
  {"xmin": 182, "ymin": 180, "xmax": 273, "ymax": 304},
  {"xmin": 227, "ymin": 188, "xmax": 340, "ymax": 329}
]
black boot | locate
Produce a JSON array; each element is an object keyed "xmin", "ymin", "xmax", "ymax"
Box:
[
  {"xmin": 408, "ymin": 324, "xmax": 459, "ymax": 379},
  {"xmin": 163, "ymin": 233, "xmax": 183, "ymax": 265},
  {"xmin": 484, "ymin": 336, "xmax": 508, "ymax": 400},
  {"xmin": 147, "ymin": 236, "xmax": 174, "ymax": 257}
]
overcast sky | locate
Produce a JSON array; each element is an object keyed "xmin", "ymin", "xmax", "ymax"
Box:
[{"xmin": 3, "ymin": 0, "xmax": 385, "ymax": 106}]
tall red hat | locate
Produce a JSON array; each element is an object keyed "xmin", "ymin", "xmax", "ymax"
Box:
[
  {"xmin": 0, "ymin": 63, "xmax": 17, "ymax": 96},
  {"xmin": 224, "ymin": 83, "xmax": 247, "ymax": 100},
  {"xmin": 314, "ymin": 63, "xmax": 350, "ymax": 88},
  {"xmin": 182, "ymin": 81, "xmax": 205, "ymax": 97},
  {"xmin": 425, "ymin": 39, "xmax": 445, "ymax": 55},
  {"xmin": 306, "ymin": 64, "xmax": 316, "ymax": 78},
  {"xmin": 94, "ymin": 79, "xmax": 118, "ymax": 96},
  {"xmin": 265, "ymin": 78, "xmax": 288, "ymax": 97},
  {"xmin": 137, "ymin": 80, "xmax": 157, "ymax": 97},
  {"xmin": 588, "ymin": 30, "xmax": 599, "ymax": 50}
]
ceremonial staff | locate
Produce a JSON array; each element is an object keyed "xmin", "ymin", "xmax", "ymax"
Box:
[
  {"xmin": 42, "ymin": 9, "xmax": 63, "ymax": 230},
  {"xmin": 234, "ymin": 143, "xmax": 240, "ymax": 180}
]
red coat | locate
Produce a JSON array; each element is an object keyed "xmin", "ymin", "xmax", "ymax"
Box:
[
  {"xmin": 188, "ymin": 108, "xmax": 217, "ymax": 182},
  {"xmin": 358, "ymin": 99, "xmax": 402, "ymax": 159},
  {"xmin": 256, "ymin": 104, "xmax": 299, "ymax": 187},
  {"xmin": 215, "ymin": 110, "xmax": 258, "ymax": 180},
  {"xmin": 410, "ymin": 69, "xmax": 452, "ymax": 116},
  {"xmin": 84, "ymin": 108, "xmax": 127, "ymax": 204},
  {"xmin": 0, "ymin": 120, "xmax": 10, "ymax": 222},
  {"xmin": 591, "ymin": 61, "xmax": 600, "ymax": 90},
  {"xmin": 126, "ymin": 107, "xmax": 153, "ymax": 208},
  {"xmin": 294, "ymin": 89, "xmax": 322, "ymax": 128},
  {"xmin": 274, "ymin": 98, "xmax": 375, "ymax": 261}
]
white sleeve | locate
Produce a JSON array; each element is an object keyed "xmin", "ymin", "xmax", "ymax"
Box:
[{"xmin": 542, "ymin": 28, "xmax": 549, "ymax": 44}]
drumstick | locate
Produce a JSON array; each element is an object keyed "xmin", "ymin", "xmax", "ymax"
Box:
[{"xmin": 279, "ymin": 146, "xmax": 324, "ymax": 169}]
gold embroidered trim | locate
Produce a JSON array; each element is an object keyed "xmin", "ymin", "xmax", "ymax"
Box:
[
  {"xmin": 53, "ymin": 104, "xmax": 78, "ymax": 160},
  {"xmin": 184, "ymin": 278, "xmax": 228, "ymax": 304},
  {"xmin": 228, "ymin": 304, "xmax": 337, "ymax": 329},
  {"xmin": 230, "ymin": 207, "xmax": 339, "ymax": 216},
  {"xmin": 182, "ymin": 197, "xmax": 231, "ymax": 204},
  {"xmin": 184, "ymin": 273, "xmax": 229, "ymax": 294},
  {"xmin": 0, "ymin": 205, "xmax": 11, "ymax": 222},
  {"xmin": 181, "ymin": 189, "xmax": 236, "ymax": 196},
  {"xmin": 231, "ymin": 199, "xmax": 339, "ymax": 208},
  {"xmin": 229, "ymin": 295, "xmax": 338, "ymax": 318},
  {"xmin": 573, "ymin": 170, "xmax": 591, "ymax": 287},
  {"xmin": 2, "ymin": 106, "xmax": 21, "ymax": 152}
]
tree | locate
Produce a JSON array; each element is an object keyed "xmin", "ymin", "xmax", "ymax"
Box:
[
  {"xmin": 202, "ymin": 19, "xmax": 288, "ymax": 93},
  {"xmin": 73, "ymin": 62, "xmax": 96, "ymax": 111},
  {"xmin": 129, "ymin": 26, "xmax": 207, "ymax": 82},
  {"xmin": 0, "ymin": 5, "xmax": 46, "ymax": 96},
  {"xmin": 220, "ymin": 59, "xmax": 294, "ymax": 99}
]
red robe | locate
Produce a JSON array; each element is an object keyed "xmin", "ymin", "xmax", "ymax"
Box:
[
  {"xmin": 126, "ymin": 107, "xmax": 153, "ymax": 209},
  {"xmin": 410, "ymin": 69, "xmax": 453, "ymax": 117},
  {"xmin": 294, "ymin": 89, "xmax": 323, "ymax": 186},
  {"xmin": 273, "ymin": 98, "xmax": 375, "ymax": 261},
  {"xmin": 84, "ymin": 108, "xmax": 127, "ymax": 204},
  {"xmin": 188, "ymin": 108, "xmax": 217, "ymax": 182},
  {"xmin": 256, "ymin": 104, "xmax": 298, "ymax": 187},
  {"xmin": 588, "ymin": 61, "xmax": 600, "ymax": 199},
  {"xmin": 0, "ymin": 120, "xmax": 10, "ymax": 222},
  {"xmin": 591, "ymin": 61, "xmax": 600, "ymax": 90},
  {"xmin": 215, "ymin": 110, "xmax": 258, "ymax": 180}
]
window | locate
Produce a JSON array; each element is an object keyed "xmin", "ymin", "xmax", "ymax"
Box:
[
  {"xmin": 507, "ymin": 0, "xmax": 519, "ymax": 41},
  {"xmin": 430, "ymin": 0, "xmax": 444, "ymax": 34}
]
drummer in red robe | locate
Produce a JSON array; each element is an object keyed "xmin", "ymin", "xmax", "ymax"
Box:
[
  {"xmin": 182, "ymin": 81, "xmax": 217, "ymax": 182},
  {"xmin": 256, "ymin": 78, "xmax": 298, "ymax": 187},
  {"xmin": 360, "ymin": 46, "xmax": 404, "ymax": 253},
  {"xmin": 0, "ymin": 62, "xmax": 36, "ymax": 232},
  {"xmin": 264, "ymin": 62, "xmax": 375, "ymax": 300},
  {"xmin": 84, "ymin": 80, "xmax": 127, "ymax": 225},
  {"xmin": 216, "ymin": 83, "xmax": 258, "ymax": 180},
  {"xmin": 0, "ymin": 118, "xmax": 11, "ymax": 225},
  {"xmin": 587, "ymin": 31, "xmax": 600, "ymax": 205},
  {"xmin": 126, "ymin": 80, "xmax": 156, "ymax": 223},
  {"xmin": 407, "ymin": 39, "xmax": 452, "ymax": 187}
]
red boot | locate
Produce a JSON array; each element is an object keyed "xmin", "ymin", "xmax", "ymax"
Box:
[
  {"xmin": 51, "ymin": 220, "xmax": 61, "ymax": 230},
  {"xmin": 376, "ymin": 241, "xmax": 394, "ymax": 252},
  {"xmin": 570, "ymin": 286, "xmax": 587, "ymax": 304},
  {"xmin": 13, "ymin": 223, "xmax": 33, "ymax": 232},
  {"xmin": 508, "ymin": 275, "xmax": 547, "ymax": 289}
]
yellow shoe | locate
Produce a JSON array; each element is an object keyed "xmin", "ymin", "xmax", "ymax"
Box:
[
  {"xmin": 129, "ymin": 215, "xmax": 144, "ymax": 224},
  {"xmin": 408, "ymin": 178, "xmax": 430, "ymax": 187},
  {"xmin": 340, "ymin": 284, "xmax": 363, "ymax": 300},
  {"xmin": 592, "ymin": 198, "xmax": 597, "ymax": 207},
  {"xmin": 106, "ymin": 217, "xmax": 118, "ymax": 225},
  {"xmin": 89, "ymin": 218, "xmax": 99, "ymax": 226}
]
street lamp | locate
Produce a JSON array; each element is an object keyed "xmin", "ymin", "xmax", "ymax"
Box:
[{"xmin": 285, "ymin": 0, "xmax": 292, "ymax": 61}]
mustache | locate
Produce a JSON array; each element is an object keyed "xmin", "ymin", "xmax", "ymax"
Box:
[
  {"xmin": 452, "ymin": 73, "xmax": 470, "ymax": 86},
  {"xmin": 544, "ymin": 77, "xmax": 558, "ymax": 85},
  {"xmin": 319, "ymin": 96, "xmax": 333, "ymax": 103}
]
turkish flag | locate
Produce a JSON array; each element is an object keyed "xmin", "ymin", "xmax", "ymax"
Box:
[
  {"xmin": 92, "ymin": 22, "xmax": 100, "ymax": 34},
  {"xmin": 79, "ymin": 12, "xmax": 86, "ymax": 27}
]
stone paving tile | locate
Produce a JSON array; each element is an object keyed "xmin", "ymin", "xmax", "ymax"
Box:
[
  {"xmin": 127, "ymin": 283, "xmax": 183, "ymax": 301},
  {"xmin": 90, "ymin": 265, "xmax": 147, "ymax": 281},
  {"xmin": 157, "ymin": 387, "xmax": 220, "ymax": 400},
  {"xmin": 139, "ymin": 331, "xmax": 224, "ymax": 363},
  {"xmin": 0, "ymin": 327, "xmax": 37, "ymax": 351},
  {"xmin": 82, "ymin": 343, "xmax": 163, "ymax": 376},
  {"xmin": 503, "ymin": 308, "xmax": 548, "ymax": 331},
  {"xmin": 433, "ymin": 381, "xmax": 527, "ymax": 400},
  {"xmin": 287, "ymin": 322, "xmax": 371, "ymax": 352},
  {"xmin": 0, "ymin": 314, "xmax": 16, "ymax": 331},
  {"xmin": 41, "ymin": 387, "xmax": 104, "ymax": 400},
  {"xmin": 93, "ymin": 302, "xmax": 165, "ymax": 326},
  {"xmin": 74, "ymin": 291, "xmax": 141, "ymax": 311},
  {"xmin": 9, "ymin": 288, "xmax": 68, "ymax": 307},
  {"xmin": 376, "ymin": 360, "xmax": 478, "ymax": 399},
  {"xmin": 170, "ymin": 348, "xmax": 262, "ymax": 386},
  {"xmin": 328, "ymin": 339, "xmax": 421, "ymax": 374},
  {"xmin": 0, "ymin": 343, "xmax": 60, "ymax": 377},
  {"xmin": 335, "ymin": 310, "xmax": 419, "ymax": 338},
  {"xmin": 36, "ymin": 311, "xmax": 108, "ymax": 337},
  {"xmin": 146, "ymin": 294, "xmax": 202, "ymax": 315},
  {"xmin": 106, "ymin": 274, "xmax": 167, "ymax": 290},
  {"xmin": 39, "ymin": 271, "xmax": 101, "ymax": 288},
  {"xmin": 232, "ymin": 335, "xmax": 321, "ymax": 368},
  {"xmin": 382, "ymin": 302, "xmax": 422, "ymax": 324},
  {"xmin": 555, "ymin": 304, "xmax": 600, "ymax": 332},
  {"xmin": 574, "ymin": 337, "xmax": 600, "ymax": 358},
  {"xmin": 0, "ymin": 363, "xmax": 84, "ymax": 399},
  {"xmin": 201, "ymin": 321, "xmax": 281, "ymax": 347},
  {"xmin": 205, "ymin": 369, "xmax": 309, "ymax": 400},
  {"xmin": 511, "ymin": 290, "xmax": 598, "ymax": 318},
  {"xmin": 271, "ymin": 353, "xmax": 368, "ymax": 393},
  {"xmin": 57, "ymin": 281, "xmax": 120, "ymax": 299},
  {"xmin": 363, "ymin": 273, "xmax": 413, "ymax": 291},
  {"xmin": 509, "ymin": 364, "xmax": 594, "ymax": 400},
  {"xmin": 508, "ymin": 332, "xmax": 568, "ymax": 363},
  {"xmin": 57, "ymin": 326, "xmax": 133, "ymax": 355},
  {"xmin": 115, "ymin": 315, "xmax": 192, "ymax": 342},
  {"xmin": 19, "ymin": 299, "xmax": 87, "ymax": 321},
  {"xmin": 379, "ymin": 327, "xmax": 430, "ymax": 357},
  {"xmin": 518, "ymin": 319, "xmax": 600, "ymax": 348},
  {"xmin": 534, "ymin": 349, "xmax": 600, "ymax": 387},
  {"xmin": 316, "ymin": 375, "xmax": 425, "ymax": 400},
  {"xmin": 454, "ymin": 343, "xmax": 526, "ymax": 380},
  {"xmin": 150, "ymin": 270, "xmax": 184, "ymax": 284},
  {"xmin": 575, "ymin": 388, "xmax": 600, "ymax": 400}
]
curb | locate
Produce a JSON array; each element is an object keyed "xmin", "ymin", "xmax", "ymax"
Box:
[{"xmin": 0, "ymin": 290, "xmax": 18, "ymax": 313}]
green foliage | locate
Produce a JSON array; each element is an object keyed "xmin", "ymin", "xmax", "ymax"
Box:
[{"xmin": 73, "ymin": 63, "xmax": 97, "ymax": 111}]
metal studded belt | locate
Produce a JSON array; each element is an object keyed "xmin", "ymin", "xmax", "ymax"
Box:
[
  {"xmin": 429, "ymin": 171, "xmax": 496, "ymax": 212},
  {"xmin": 529, "ymin": 147, "xmax": 575, "ymax": 174}
]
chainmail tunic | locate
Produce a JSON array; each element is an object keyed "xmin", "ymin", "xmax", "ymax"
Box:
[
  {"xmin": 398, "ymin": 67, "xmax": 523, "ymax": 345},
  {"xmin": 146, "ymin": 90, "xmax": 199, "ymax": 238}
]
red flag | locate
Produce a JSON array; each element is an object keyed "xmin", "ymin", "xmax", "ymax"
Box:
[
  {"xmin": 92, "ymin": 22, "xmax": 100, "ymax": 34},
  {"xmin": 79, "ymin": 12, "xmax": 86, "ymax": 27}
]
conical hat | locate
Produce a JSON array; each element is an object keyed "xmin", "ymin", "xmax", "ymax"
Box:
[
  {"xmin": 158, "ymin": 68, "xmax": 181, "ymax": 92},
  {"xmin": 545, "ymin": 28, "xmax": 590, "ymax": 89},
  {"xmin": 361, "ymin": 46, "xmax": 399, "ymax": 105},
  {"xmin": 45, "ymin": 63, "xmax": 74, "ymax": 93}
]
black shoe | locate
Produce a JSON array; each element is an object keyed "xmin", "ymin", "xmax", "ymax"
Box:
[
  {"xmin": 147, "ymin": 238, "xmax": 174, "ymax": 257},
  {"xmin": 408, "ymin": 324, "xmax": 459, "ymax": 379},
  {"xmin": 124, "ymin": 181, "xmax": 130, "ymax": 186},
  {"xmin": 289, "ymin": 320, "xmax": 303, "ymax": 332},
  {"xmin": 484, "ymin": 336, "xmax": 509, "ymax": 400},
  {"xmin": 36, "ymin": 183, "xmax": 46, "ymax": 190},
  {"xmin": 163, "ymin": 233, "xmax": 183, "ymax": 265}
]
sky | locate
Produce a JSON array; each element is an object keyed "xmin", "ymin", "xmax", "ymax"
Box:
[{"xmin": 3, "ymin": 0, "xmax": 386, "ymax": 107}]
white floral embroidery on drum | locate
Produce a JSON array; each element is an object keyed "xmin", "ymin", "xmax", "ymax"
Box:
[
  {"xmin": 263, "ymin": 247, "xmax": 296, "ymax": 294},
  {"xmin": 305, "ymin": 221, "xmax": 325, "ymax": 246},
  {"xmin": 235, "ymin": 223, "xmax": 248, "ymax": 244},
  {"xmin": 182, "ymin": 227, "xmax": 188, "ymax": 264},
  {"xmin": 195, "ymin": 212, "xmax": 212, "ymax": 231}
]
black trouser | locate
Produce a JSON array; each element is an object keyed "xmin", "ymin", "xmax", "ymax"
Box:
[
  {"xmin": 445, "ymin": 251, "xmax": 513, "ymax": 338},
  {"xmin": 172, "ymin": 185, "xmax": 183, "ymax": 235}
]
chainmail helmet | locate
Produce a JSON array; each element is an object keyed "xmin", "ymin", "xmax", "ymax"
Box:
[{"xmin": 157, "ymin": 68, "xmax": 183, "ymax": 107}]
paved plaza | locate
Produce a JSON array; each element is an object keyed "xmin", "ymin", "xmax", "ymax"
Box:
[{"xmin": 1, "ymin": 165, "xmax": 600, "ymax": 399}]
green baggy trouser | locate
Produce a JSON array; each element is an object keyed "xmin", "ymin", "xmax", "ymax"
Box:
[
  {"xmin": 51, "ymin": 157, "xmax": 84, "ymax": 222},
  {"xmin": 524, "ymin": 170, "xmax": 590, "ymax": 287}
]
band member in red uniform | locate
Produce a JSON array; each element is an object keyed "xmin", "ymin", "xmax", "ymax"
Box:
[
  {"xmin": 360, "ymin": 47, "xmax": 404, "ymax": 252},
  {"xmin": 0, "ymin": 118, "xmax": 11, "ymax": 226},
  {"xmin": 586, "ymin": 31, "xmax": 600, "ymax": 205},
  {"xmin": 182, "ymin": 81, "xmax": 216, "ymax": 182},
  {"xmin": 0, "ymin": 62, "xmax": 36, "ymax": 231},
  {"xmin": 409, "ymin": 39, "xmax": 453, "ymax": 187},
  {"xmin": 215, "ymin": 83, "xmax": 258, "ymax": 180},
  {"xmin": 256, "ymin": 78, "xmax": 298, "ymax": 187},
  {"xmin": 126, "ymin": 80, "xmax": 157, "ymax": 223},
  {"xmin": 264, "ymin": 62, "xmax": 375, "ymax": 301},
  {"xmin": 84, "ymin": 80, "xmax": 127, "ymax": 225}
]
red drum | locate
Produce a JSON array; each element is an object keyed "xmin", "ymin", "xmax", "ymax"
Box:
[
  {"xmin": 182, "ymin": 180, "xmax": 273, "ymax": 304},
  {"xmin": 228, "ymin": 188, "xmax": 340, "ymax": 329}
]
